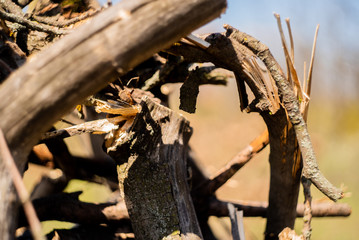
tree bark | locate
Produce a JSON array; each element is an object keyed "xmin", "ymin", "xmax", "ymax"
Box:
[
  {"xmin": 166, "ymin": 29, "xmax": 306, "ymax": 239},
  {"xmin": 261, "ymin": 109, "xmax": 301, "ymax": 239},
  {"xmin": 106, "ymin": 97, "xmax": 202, "ymax": 240},
  {"xmin": 0, "ymin": 0, "xmax": 227, "ymax": 238}
]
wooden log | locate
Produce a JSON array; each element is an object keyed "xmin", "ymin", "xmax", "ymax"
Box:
[
  {"xmin": 106, "ymin": 97, "xmax": 202, "ymax": 240},
  {"xmin": 0, "ymin": 0, "xmax": 227, "ymax": 238}
]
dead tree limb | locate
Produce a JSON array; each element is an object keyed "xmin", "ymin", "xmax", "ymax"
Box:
[
  {"xmin": 168, "ymin": 26, "xmax": 343, "ymax": 238},
  {"xmin": 208, "ymin": 198, "xmax": 351, "ymax": 218},
  {"xmin": 225, "ymin": 25, "xmax": 343, "ymax": 202},
  {"xmin": 0, "ymin": 10, "xmax": 69, "ymax": 35},
  {"xmin": 106, "ymin": 97, "xmax": 202, "ymax": 240},
  {"xmin": 0, "ymin": 0, "xmax": 227, "ymax": 238},
  {"xmin": 41, "ymin": 118, "xmax": 119, "ymax": 140},
  {"xmin": 168, "ymin": 32, "xmax": 301, "ymax": 238},
  {"xmin": 200, "ymin": 130, "xmax": 268, "ymax": 196}
]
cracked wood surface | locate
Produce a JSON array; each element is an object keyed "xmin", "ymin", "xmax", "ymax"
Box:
[{"xmin": 107, "ymin": 97, "xmax": 202, "ymax": 240}]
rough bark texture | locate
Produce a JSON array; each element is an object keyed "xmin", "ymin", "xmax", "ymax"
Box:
[
  {"xmin": 107, "ymin": 97, "xmax": 202, "ymax": 240},
  {"xmin": 0, "ymin": 0, "xmax": 227, "ymax": 238},
  {"xmin": 228, "ymin": 26, "xmax": 342, "ymax": 201}
]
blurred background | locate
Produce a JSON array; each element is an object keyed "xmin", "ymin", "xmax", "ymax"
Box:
[
  {"xmin": 24, "ymin": 0, "xmax": 359, "ymax": 239},
  {"xmin": 182, "ymin": 0, "xmax": 358, "ymax": 239}
]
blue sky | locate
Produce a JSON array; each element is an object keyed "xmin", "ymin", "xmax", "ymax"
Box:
[
  {"xmin": 198, "ymin": 0, "xmax": 359, "ymax": 99},
  {"xmin": 105, "ymin": 0, "xmax": 359, "ymax": 99}
]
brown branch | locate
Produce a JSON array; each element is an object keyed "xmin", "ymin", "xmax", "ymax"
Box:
[
  {"xmin": 208, "ymin": 198, "xmax": 351, "ymax": 218},
  {"xmin": 224, "ymin": 25, "xmax": 343, "ymax": 201},
  {"xmin": 0, "ymin": 9, "xmax": 69, "ymax": 35},
  {"xmin": 198, "ymin": 130, "xmax": 268, "ymax": 195},
  {"xmin": 0, "ymin": 0, "xmax": 23, "ymax": 15},
  {"xmin": 0, "ymin": 129, "xmax": 44, "ymax": 240},
  {"xmin": 31, "ymin": 9, "xmax": 101, "ymax": 28}
]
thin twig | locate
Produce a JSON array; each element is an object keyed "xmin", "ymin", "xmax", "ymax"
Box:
[
  {"xmin": 0, "ymin": 129, "xmax": 44, "ymax": 240},
  {"xmin": 41, "ymin": 118, "xmax": 121, "ymax": 140},
  {"xmin": 32, "ymin": 9, "xmax": 100, "ymax": 28},
  {"xmin": 208, "ymin": 198, "xmax": 351, "ymax": 218},
  {"xmin": 201, "ymin": 130, "xmax": 268, "ymax": 195},
  {"xmin": 302, "ymin": 25, "xmax": 319, "ymax": 119},
  {"xmin": 0, "ymin": 9, "xmax": 69, "ymax": 35},
  {"xmin": 274, "ymin": 13, "xmax": 303, "ymax": 100},
  {"xmin": 285, "ymin": 18, "xmax": 295, "ymax": 64}
]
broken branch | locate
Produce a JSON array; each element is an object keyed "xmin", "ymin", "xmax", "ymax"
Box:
[
  {"xmin": 0, "ymin": 9, "xmax": 69, "ymax": 35},
  {"xmin": 199, "ymin": 130, "xmax": 268, "ymax": 195},
  {"xmin": 225, "ymin": 25, "xmax": 343, "ymax": 201},
  {"xmin": 41, "ymin": 118, "xmax": 119, "ymax": 140},
  {"xmin": 208, "ymin": 198, "xmax": 351, "ymax": 218}
]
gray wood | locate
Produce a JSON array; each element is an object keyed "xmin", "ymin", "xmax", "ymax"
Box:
[
  {"xmin": 0, "ymin": 0, "xmax": 227, "ymax": 238},
  {"xmin": 108, "ymin": 97, "xmax": 202, "ymax": 240}
]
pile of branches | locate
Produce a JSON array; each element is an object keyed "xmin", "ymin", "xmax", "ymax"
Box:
[{"xmin": 0, "ymin": 0, "xmax": 351, "ymax": 240}]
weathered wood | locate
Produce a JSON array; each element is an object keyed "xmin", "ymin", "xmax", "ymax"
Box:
[
  {"xmin": 208, "ymin": 199, "xmax": 352, "ymax": 218},
  {"xmin": 167, "ymin": 29, "xmax": 307, "ymax": 239},
  {"xmin": 226, "ymin": 25, "xmax": 342, "ymax": 201},
  {"xmin": 106, "ymin": 97, "xmax": 201, "ymax": 240},
  {"xmin": 0, "ymin": 0, "xmax": 227, "ymax": 238}
]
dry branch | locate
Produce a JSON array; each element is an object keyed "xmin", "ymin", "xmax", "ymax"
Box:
[
  {"xmin": 41, "ymin": 118, "xmax": 119, "ymax": 140},
  {"xmin": 0, "ymin": 0, "xmax": 23, "ymax": 15},
  {"xmin": 32, "ymin": 9, "xmax": 100, "ymax": 28},
  {"xmin": 0, "ymin": 0, "xmax": 227, "ymax": 237},
  {"xmin": 168, "ymin": 31, "xmax": 301, "ymax": 237},
  {"xmin": 208, "ymin": 198, "xmax": 351, "ymax": 218},
  {"xmin": 0, "ymin": 10, "xmax": 68, "ymax": 35},
  {"xmin": 224, "ymin": 25, "xmax": 343, "ymax": 202},
  {"xmin": 199, "ymin": 130, "xmax": 268, "ymax": 195},
  {"xmin": 167, "ymin": 26, "xmax": 344, "ymax": 238}
]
